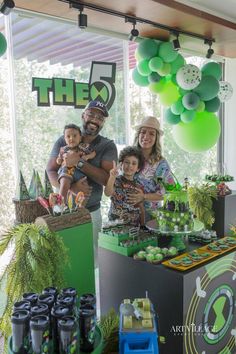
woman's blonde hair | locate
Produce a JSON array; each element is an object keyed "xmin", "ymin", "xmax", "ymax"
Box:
[{"xmin": 133, "ymin": 123, "xmax": 163, "ymax": 164}]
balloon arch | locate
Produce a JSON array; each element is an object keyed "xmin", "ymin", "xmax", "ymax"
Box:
[{"xmin": 132, "ymin": 38, "xmax": 233, "ymax": 153}]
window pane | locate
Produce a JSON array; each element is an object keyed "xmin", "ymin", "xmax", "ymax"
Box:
[
  {"xmin": 11, "ymin": 11, "xmax": 126, "ymax": 185},
  {"xmin": 0, "ymin": 18, "xmax": 15, "ymax": 233}
]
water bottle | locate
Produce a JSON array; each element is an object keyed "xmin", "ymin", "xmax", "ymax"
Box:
[
  {"xmin": 61, "ymin": 287, "xmax": 77, "ymax": 306},
  {"xmin": 58, "ymin": 316, "xmax": 78, "ymax": 354},
  {"xmin": 22, "ymin": 293, "xmax": 38, "ymax": 306},
  {"xmin": 80, "ymin": 293, "xmax": 96, "ymax": 309},
  {"xmin": 38, "ymin": 294, "xmax": 55, "ymax": 312},
  {"xmin": 51, "ymin": 304, "xmax": 73, "ymax": 352},
  {"xmin": 31, "ymin": 304, "xmax": 49, "ymax": 317},
  {"xmin": 13, "ymin": 300, "xmax": 31, "ymax": 312},
  {"xmin": 30, "ymin": 315, "xmax": 49, "ymax": 354},
  {"xmin": 61, "ymin": 288, "xmax": 78, "ymax": 315},
  {"xmin": 11, "ymin": 309, "xmax": 30, "ymax": 353},
  {"xmin": 56, "ymin": 294, "xmax": 74, "ymax": 312},
  {"xmin": 42, "ymin": 287, "xmax": 58, "ymax": 300},
  {"xmin": 79, "ymin": 304, "xmax": 96, "ymax": 352}
]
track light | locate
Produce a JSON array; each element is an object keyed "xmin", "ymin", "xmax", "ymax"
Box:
[
  {"xmin": 205, "ymin": 39, "xmax": 214, "ymax": 59},
  {"xmin": 0, "ymin": 0, "xmax": 15, "ymax": 15},
  {"xmin": 128, "ymin": 27, "xmax": 139, "ymax": 41},
  {"xmin": 78, "ymin": 6, "xmax": 87, "ymax": 29},
  {"xmin": 172, "ymin": 32, "xmax": 180, "ymax": 51},
  {"xmin": 125, "ymin": 17, "xmax": 139, "ymax": 42},
  {"xmin": 70, "ymin": 2, "xmax": 87, "ymax": 29},
  {"xmin": 61, "ymin": 1, "xmax": 215, "ymax": 50}
]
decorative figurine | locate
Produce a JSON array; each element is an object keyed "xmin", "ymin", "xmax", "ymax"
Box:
[
  {"xmin": 75, "ymin": 191, "xmax": 85, "ymax": 209},
  {"xmin": 216, "ymin": 182, "xmax": 231, "ymax": 196},
  {"xmin": 67, "ymin": 192, "xmax": 74, "ymax": 213},
  {"xmin": 44, "ymin": 170, "xmax": 53, "ymax": 198},
  {"xmin": 28, "ymin": 169, "xmax": 36, "ymax": 199},
  {"xmin": 183, "ymin": 177, "xmax": 189, "ymax": 191},
  {"xmin": 16, "ymin": 171, "xmax": 30, "ymax": 200},
  {"xmin": 35, "ymin": 171, "xmax": 44, "ymax": 198},
  {"xmin": 49, "ymin": 193, "xmax": 65, "ymax": 214},
  {"xmin": 37, "ymin": 196, "xmax": 51, "ymax": 214}
]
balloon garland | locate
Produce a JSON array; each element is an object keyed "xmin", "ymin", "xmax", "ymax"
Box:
[{"xmin": 132, "ymin": 38, "xmax": 233, "ymax": 153}]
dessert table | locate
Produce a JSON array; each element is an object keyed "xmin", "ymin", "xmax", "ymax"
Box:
[{"xmin": 99, "ymin": 233, "xmax": 236, "ymax": 354}]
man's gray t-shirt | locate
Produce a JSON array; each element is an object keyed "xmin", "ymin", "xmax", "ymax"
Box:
[{"xmin": 50, "ymin": 135, "xmax": 118, "ymax": 212}]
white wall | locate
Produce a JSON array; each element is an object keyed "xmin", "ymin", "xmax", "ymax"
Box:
[{"xmin": 225, "ymin": 58, "xmax": 236, "ymax": 190}]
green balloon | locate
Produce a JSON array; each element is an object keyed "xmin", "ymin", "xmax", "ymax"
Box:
[
  {"xmin": 0, "ymin": 33, "xmax": 7, "ymax": 56},
  {"xmin": 181, "ymin": 110, "xmax": 196, "ymax": 123},
  {"xmin": 171, "ymin": 98, "xmax": 184, "ymax": 115},
  {"xmin": 205, "ymin": 96, "xmax": 221, "ymax": 112},
  {"xmin": 173, "ymin": 111, "xmax": 221, "ymax": 152},
  {"xmin": 194, "ymin": 75, "xmax": 220, "ymax": 101},
  {"xmin": 134, "ymin": 48, "xmax": 142, "ymax": 62},
  {"xmin": 170, "ymin": 54, "xmax": 186, "ymax": 74},
  {"xmin": 182, "ymin": 92, "xmax": 200, "ymax": 110},
  {"xmin": 132, "ymin": 68, "xmax": 149, "ymax": 87},
  {"xmin": 157, "ymin": 62, "xmax": 171, "ymax": 76},
  {"xmin": 164, "ymin": 108, "xmax": 181, "ymax": 125},
  {"xmin": 179, "ymin": 87, "xmax": 189, "ymax": 96},
  {"xmin": 196, "ymin": 101, "xmax": 205, "ymax": 112},
  {"xmin": 138, "ymin": 38, "xmax": 159, "ymax": 59},
  {"xmin": 148, "ymin": 72, "xmax": 161, "ymax": 83},
  {"xmin": 171, "ymin": 74, "xmax": 177, "ymax": 85},
  {"xmin": 149, "ymin": 56, "xmax": 163, "ymax": 71},
  {"xmin": 149, "ymin": 78, "xmax": 166, "ymax": 93},
  {"xmin": 159, "ymin": 81, "xmax": 180, "ymax": 106},
  {"xmin": 201, "ymin": 62, "xmax": 222, "ymax": 80},
  {"xmin": 159, "ymin": 42, "xmax": 178, "ymax": 63},
  {"xmin": 137, "ymin": 59, "xmax": 152, "ymax": 76}
]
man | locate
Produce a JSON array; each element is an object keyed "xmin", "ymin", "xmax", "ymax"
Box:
[{"xmin": 46, "ymin": 100, "xmax": 118, "ymax": 265}]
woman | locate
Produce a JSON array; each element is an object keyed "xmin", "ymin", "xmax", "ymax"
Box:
[{"xmin": 128, "ymin": 116, "xmax": 175, "ymax": 220}]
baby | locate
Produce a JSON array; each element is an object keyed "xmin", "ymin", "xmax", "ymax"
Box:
[{"xmin": 56, "ymin": 123, "xmax": 96, "ymax": 203}]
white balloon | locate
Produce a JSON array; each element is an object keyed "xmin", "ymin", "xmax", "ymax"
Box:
[
  {"xmin": 176, "ymin": 64, "xmax": 202, "ymax": 90},
  {"xmin": 218, "ymin": 81, "xmax": 233, "ymax": 102}
]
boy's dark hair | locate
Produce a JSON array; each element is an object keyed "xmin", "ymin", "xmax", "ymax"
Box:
[
  {"xmin": 64, "ymin": 124, "xmax": 81, "ymax": 134},
  {"xmin": 118, "ymin": 146, "xmax": 144, "ymax": 169}
]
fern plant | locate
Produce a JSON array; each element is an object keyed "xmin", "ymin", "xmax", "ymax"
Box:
[
  {"xmin": 0, "ymin": 223, "xmax": 68, "ymax": 348},
  {"xmin": 98, "ymin": 308, "xmax": 119, "ymax": 354},
  {"xmin": 188, "ymin": 183, "xmax": 217, "ymax": 229},
  {"xmin": 229, "ymin": 225, "xmax": 236, "ymax": 238}
]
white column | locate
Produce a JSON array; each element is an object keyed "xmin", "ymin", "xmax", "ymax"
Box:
[
  {"xmin": 224, "ymin": 58, "xmax": 236, "ymax": 190},
  {"xmin": 122, "ymin": 40, "xmax": 131, "ymax": 145},
  {"xmin": 5, "ymin": 13, "xmax": 19, "ymax": 185}
]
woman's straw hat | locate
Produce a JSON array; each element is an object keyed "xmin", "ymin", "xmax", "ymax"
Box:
[{"xmin": 134, "ymin": 116, "xmax": 163, "ymax": 135}]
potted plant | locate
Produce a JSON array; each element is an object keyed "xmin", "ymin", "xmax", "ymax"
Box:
[
  {"xmin": 0, "ymin": 223, "xmax": 68, "ymax": 349},
  {"xmin": 188, "ymin": 183, "xmax": 217, "ymax": 229}
]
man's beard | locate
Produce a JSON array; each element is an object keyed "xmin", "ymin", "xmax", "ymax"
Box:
[{"xmin": 82, "ymin": 121, "xmax": 102, "ymax": 136}]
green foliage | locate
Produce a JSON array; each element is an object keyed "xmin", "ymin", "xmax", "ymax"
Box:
[
  {"xmin": 229, "ymin": 225, "xmax": 236, "ymax": 238},
  {"xmin": 188, "ymin": 183, "xmax": 217, "ymax": 229},
  {"xmin": 0, "ymin": 223, "xmax": 68, "ymax": 345},
  {"xmin": 98, "ymin": 308, "xmax": 119, "ymax": 354}
]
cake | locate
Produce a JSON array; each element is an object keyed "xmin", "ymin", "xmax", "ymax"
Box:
[{"xmin": 157, "ymin": 190, "xmax": 194, "ymax": 232}]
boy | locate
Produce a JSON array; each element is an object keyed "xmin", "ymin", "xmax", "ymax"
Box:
[
  {"xmin": 57, "ymin": 123, "xmax": 96, "ymax": 203},
  {"xmin": 104, "ymin": 146, "xmax": 145, "ymax": 226}
]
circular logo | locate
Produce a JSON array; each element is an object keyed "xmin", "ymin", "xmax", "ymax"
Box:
[
  {"xmin": 90, "ymin": 81, "xmax": 109, "ymax": 103},
  {"xmin": 203, "ymin": 285, "xmax": 234, "ymax": 344}
]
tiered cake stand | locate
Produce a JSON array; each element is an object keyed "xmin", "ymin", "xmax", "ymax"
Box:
[{"xmin": 146, "ymin": 219, "xmax": 203, "ymax": 251}]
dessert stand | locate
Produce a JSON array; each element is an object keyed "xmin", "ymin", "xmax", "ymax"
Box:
[{"xmin": 146, "ymin": 219, "xmax": 203, "ymax": 251}]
